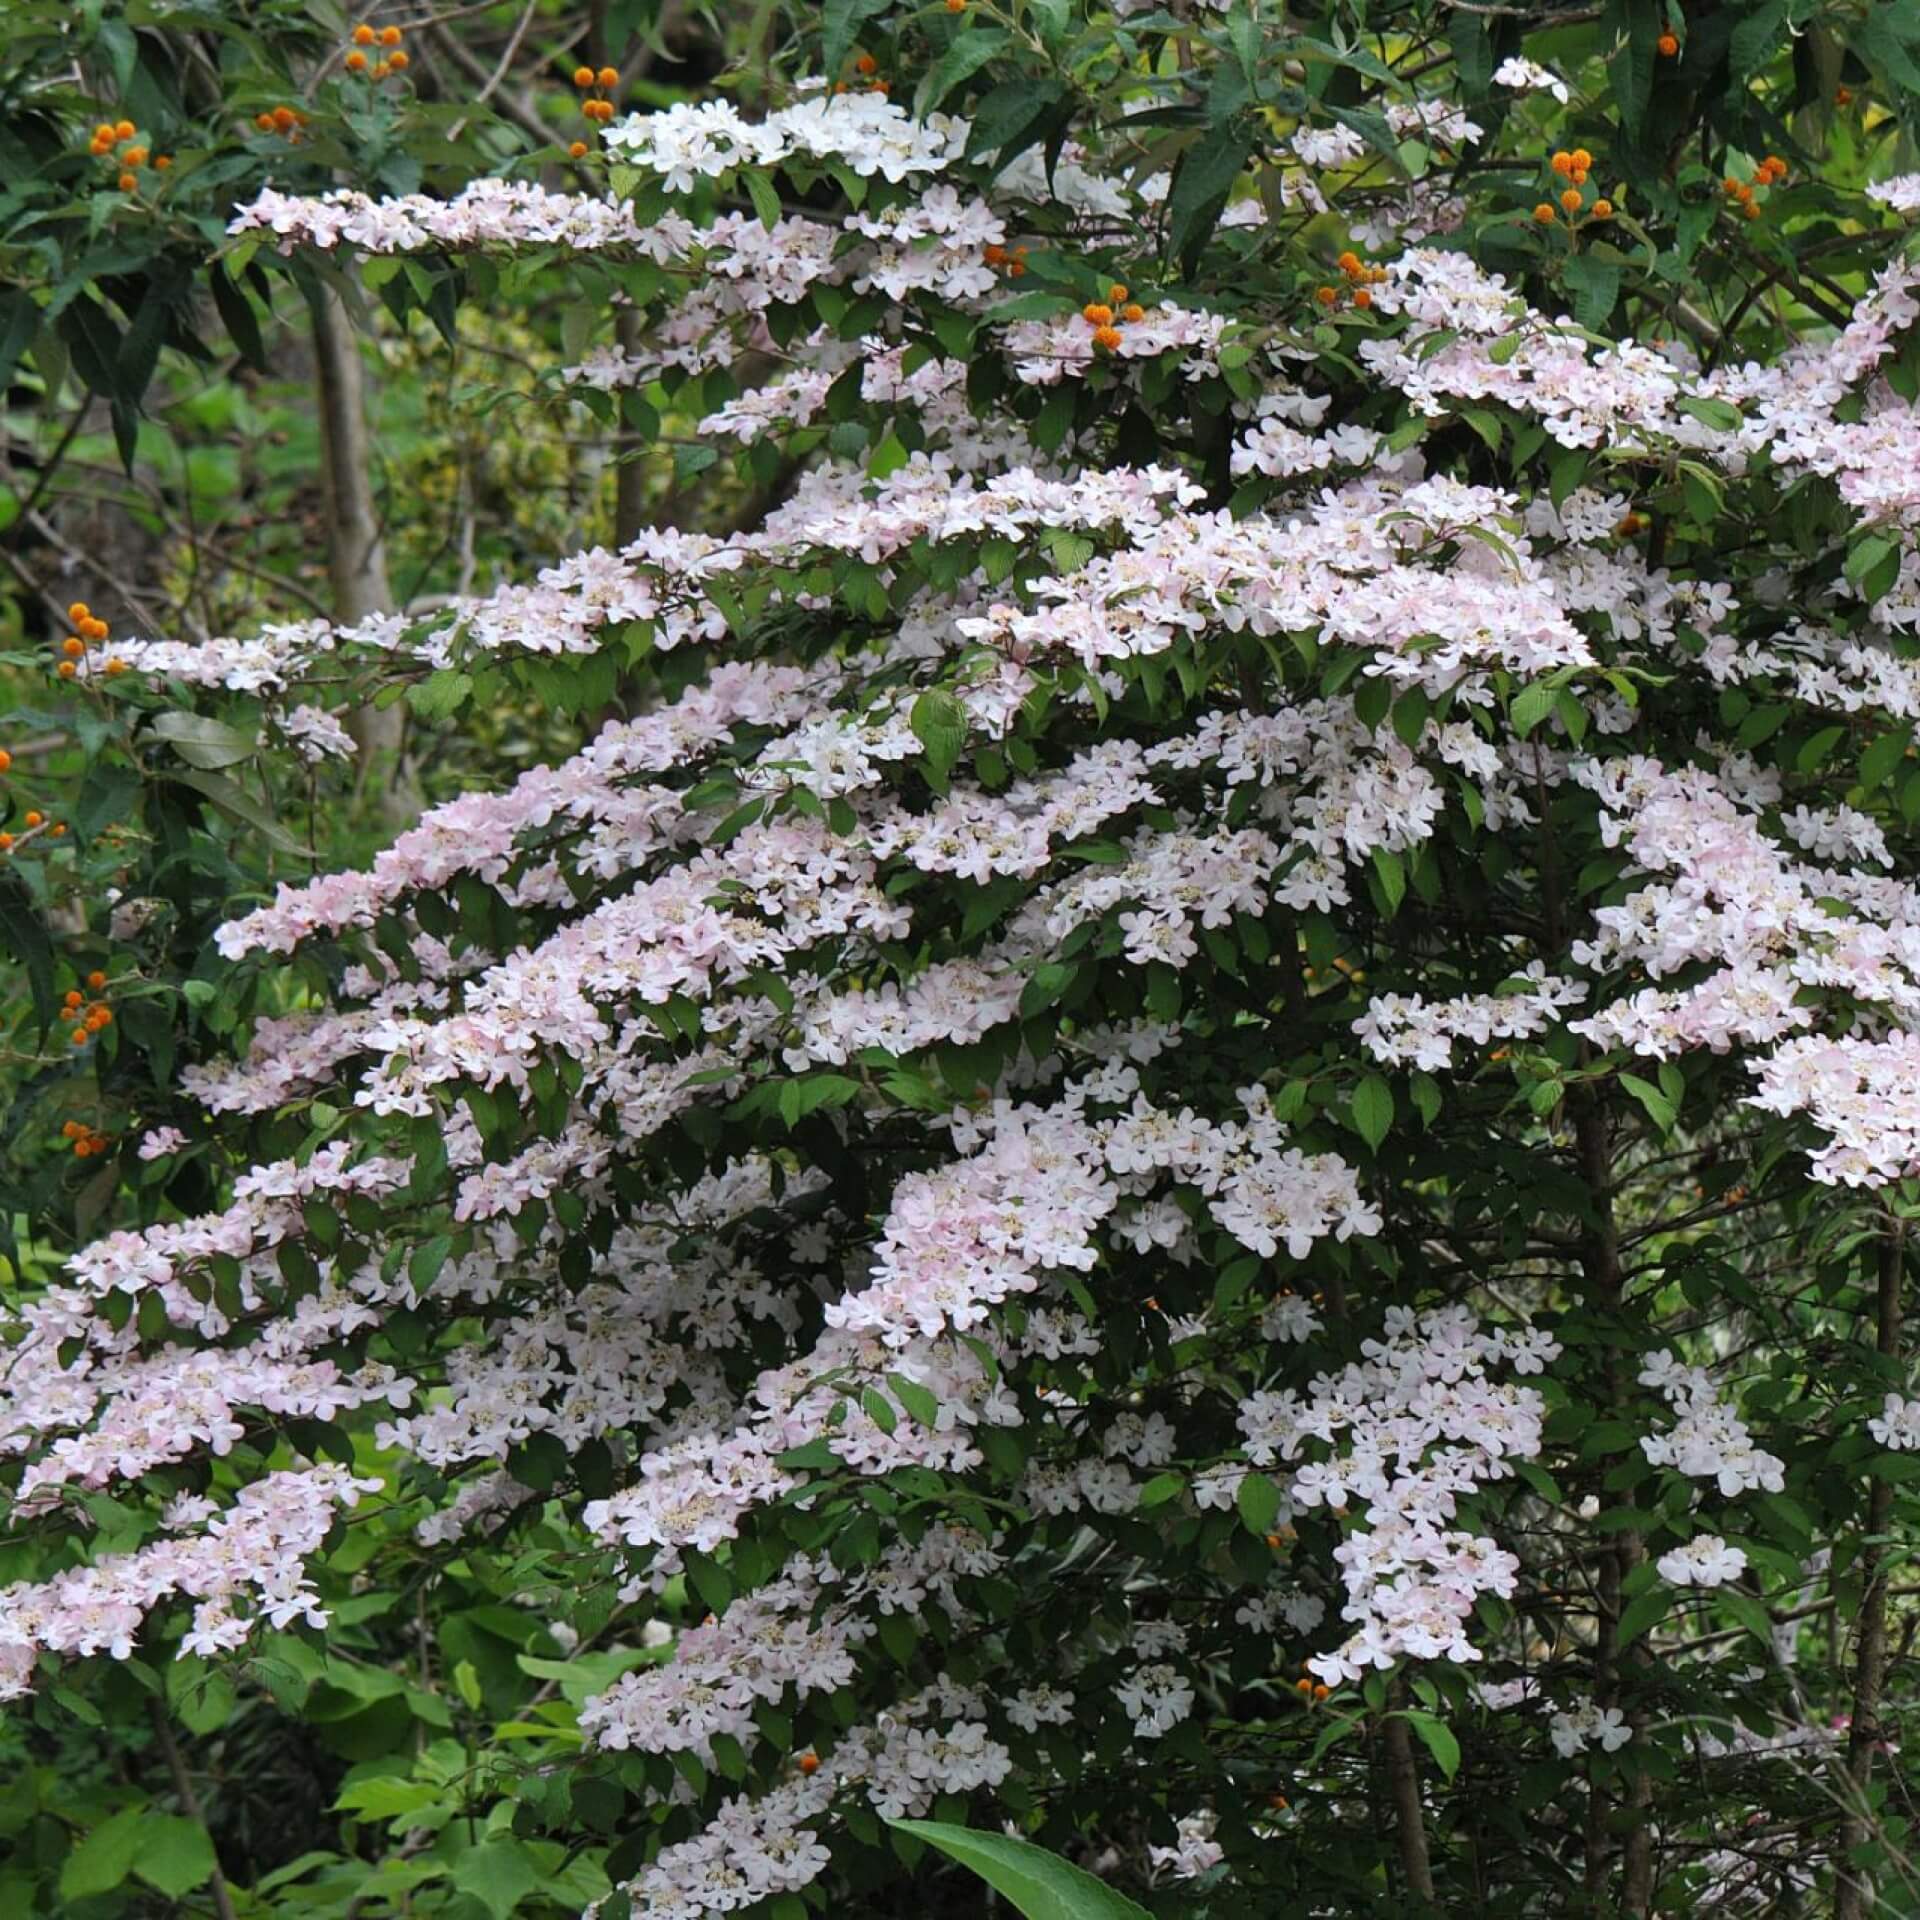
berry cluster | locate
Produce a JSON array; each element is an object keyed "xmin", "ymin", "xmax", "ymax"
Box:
[
  {"xmin": 1724, "ymin": 155, "xmax": 1788, "ymax": 220},
  {"xmin": 60, "ymin": 980, "xmax": 115, "ymax": 1050},
  {"xmin": 346, "ymin": 20, "xmax": 408, "ymax": 77},
  {"xmin": 835, "ymin": 52, "xmax": 889, "ymax": 95},
  {"xmin": 252, "ymin": 104, "xmax": 312, "ymax": 142},
  {"xmin": 1533, "ymin": 147, "xmax": 1613, "ymax": 226},
  {"xmin": 1081, "ymin": 285, "xmax": 1147, "ymax": 351},
  {"xmin": 982, "ymin": 241, "xmax": 1030, "ymax": 278},
  {"xmin": 59, "ymin": 1119, "xmax": 111, "ymax": 1160},
  {"xmin": 58, "ymin": 602, "xmax": 126, "ymax": 680},
  {"xmin": 86, "ymin": 120, "xmax": 168, "ymax": 193},
  {"xmin": 1315, "ymin": 250, "xmax": 1387, "ymax": 312},
  {"xmin": 574, "ymin": 64, "xmax": 620, "ymax": 125}
]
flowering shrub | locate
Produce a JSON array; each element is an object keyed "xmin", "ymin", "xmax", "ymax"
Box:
[{"xmin": 14, "ymin": 2, "xmax": 1920, "ymax": 1916}]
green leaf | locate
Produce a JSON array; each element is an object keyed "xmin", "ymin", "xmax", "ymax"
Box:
[
  {"xmin": 0, "ymin": 869, "xmax": 56, "ymax": 1039},
  {"xmin": 60, "ymin": 1810, "xmax": 145, "ymax": 1900},
  {"xmin": 1237, "ymin": 1472, "xmax": 1282, "ymax": 1536},
  {"xmin": 1618, "ymin": 1072, "xmax": 1677, "ymax": 1134},
  {"xmin": 450, "ymin": 1835, "xmax": 540, "ymax": 1920},
  {"xmin": 134, "ymin": 1817, "xmax": 219, "ymax": 1899},
  {"xmin": 1510, "ymin": 681, "xmax": 1559, "ymax": 737},
  {"xmin": 918, "ymin": 28, "xmax": 1012, "ymax": 116},
  {"xmin": 1561, "ymin": 254, "xmax": 1621, "ymax": 332},
  {"xmin": 1352, "ymin": 1075, "xmax": 1394, "ymax": 1151},
  {"xmin": 166, "ymin": 770, "xmax": 311, "ymax": 856},
  {"xmin": 742, "ymin": 168, "xmax": 783, "ymax": 231},
  {"xmin": 149, "ymin": 710, "xmax": 257, "ymax": 770},
  {"xmin": 406, "ymin": 671, "xmax": 474, "ymax": 720},
  {"xmin": 1166, "ymin": 114, "xmax": 1258, "ymax": 274},
  {"xmin": 1398, "ymin": 1711, "xmax": 1461, "ymax": 1781},
  {"xmin": 1861, "ymin": 727, "xmax": 1912, "ymax": 790},
  {"xmin": 885, "ymin": 1821, "xmax": 1151, "ymax": 1919},
  {"xmin": 911, "ymin": 689, "xmax": 967, "ymax": 788}
]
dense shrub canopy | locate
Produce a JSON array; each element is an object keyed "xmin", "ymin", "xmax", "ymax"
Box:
[{"xmin": 11, "ymin": 1, "xmax": 1920, "ymax": 1916}]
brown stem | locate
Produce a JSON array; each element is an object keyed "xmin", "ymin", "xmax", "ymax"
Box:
[
  {"xmin": 1835, "ymin": 1227, "xmax": 1907, "ymax": 1920},
  {"xmin": 149, "ymin": 1703, "xmax": 238, "ymax": 1920},
  {"xmin": 1383, "ymin": 1707, "xmax": 1437, "ymax": 1901},
  {"xmin": 310, "ymin": 280, "xmax": 419, "ymax": 825}
]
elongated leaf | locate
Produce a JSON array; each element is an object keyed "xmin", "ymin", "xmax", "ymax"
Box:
[
  {"xmin": 1166, "ymin": 114, "xmax": 1257, "ymax": 274},
  {"xmin": 150, "ymin": 710, "xmax": 257, "ymax": 770},
  {"xmin": 0, "ymin": 868, "xmax": 56, "ymax": 1039},
  {"xmin": 886, "ymin": 1821, "xmax": 1151, "ymax": 1919}
]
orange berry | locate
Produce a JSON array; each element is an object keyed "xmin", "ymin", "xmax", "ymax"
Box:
[
  {"xmin": 63, "ymin": 991, "xmax": 82, "ymax": 1008},
  {"xmin": 947, "ymin": 0, "xmax": 966, "ymax": 10},
  {"xmin": 24, "ymin": 812, "xmax": 42, "ymax": 829},
  {"xmin": 983, "ymin": 244, "xmax": 1006, "ymax": 266},
  {"xmin": 93, "ymin": 124, "xmax": 115, "ymax": 143},
  {"xmin": 254, "ymin": 111, "xmax": 276, "ymax": 131},
  {"xmin": 1657, "ymin": 32, "xmax": 1678, "ymax": 55},
  {"xmin": 1570, "ymin": 166, "xmax": 1588, "ymax": 185},
  {"xmin": 798, "ymin": 1751, "xmax": 820, "ymax": 1774},
  {"xmin": 117, "ymin": 171, "xmax": 138, "ymax": 192},
  {"xmin": 1108, "ymin": 283, "xmax": 1128, "ymax": 302},
  {"xmin": 381, "ymin": 25, "xmax": 403, "ymax": 45},
  {"xmin": 1268, "ymin": 1793, "xmax": 1289, "ymax": 1810},
  {"xmin": 387, "ymin": 51, "xmax": 408, "ymax": 70},
  {"xmin": 1560, "ymin": 187, "xmax": 1583, "ymax": 212},
  {"xmin": 122, "ymin": 146, "xmax": 147, "ymax": 166},
  {"xmin": 1091, "ymin": 324, "xmax": 1123, "ymax": 350},
  {"xmin": 569, "ymin": 140, "xmax": 589, "ymax": 158},
  {"xmin": 1837, "ymin": 85, "xmax": 1853, "ymax": 105},
  {"xmin": 66, "ymin": 601, "xmax": 89, "ymax": 623},
  {"xmin": 1296, "ymin": 1678, "xmax": 1313, "ymax": 1695},
  {"xmin": 1745, "ymin": 202, "xmax": 1762, "ymax": 219},
  {"xmin": 1122, "ymin": 302, "xmax": 1145, "ymax": 322},
  {"xmin": 1534, "ymin": 202, "xmax": 1557, "ymax": 224},
  {"xmin": 0, "ymin": 752, "xmax": 10, "ymax": 775},
  {"xmin": 1082, "ymin": 303, "xmax": 1113, "ymax": 325},
  {"xmin": 1313, "ymin": 1683, "xmax": 1331, "ymax": 1701},
  {"xmin": 1007, "ymin": 260, "xmax": 1025, "ymax": 276},
  {"xmin": 114, "ymin": 120, "xmax": 135, "ymax": 141},
  {"xmin": 1591, "ymin": 198, "xmax": 1613, "ymax": 219},
  {"xmin": 83, "ymin": 618, "xmax": 108, "ymax": 640},
  {"xmin": 372, "ymin": 59, "xmax": 390, "ymax": 76},
  {"xmin": 1724, "ymin": 176, "xmax": 1742, "ymax": 194},
  {"xmin": 272, "ymin": 105, "xmax": 297, "ymax": 129},
  {"xmin": 573, "ymin": 65, "xmax": 596, "ymax": 88},
  {"xmin": 1572, "ymin": 148, "xmax": 1592, "ymax": 169},
  {"xmin": 61, "ymin": 637, "xmax": 83, "ymax": 658},
  {"xmin": 1315, "ymin": 285, "xmax": 1339, "ymax": 306},
  {"xmin": 855, "ymin": 52, "xmax": 877, "ymax": 74},
  {"xmin": 870, "ymin": 80, "xmax": 889, "ymax": 93},
  {"xmin": 70, "ymin": 1029, "xmax": 88, "ymax": 1046},
  {"xmin": 87, "ymin": 971, "xmax": 106, "ymax": 991},
  {"xmin": 1551, "ymin": 153, "xmax": 1572, "ymax": 176},
  {"xmin": 345, "ymin": 49, "xmax": 368, "ymax": 70},
  {"xmin": 61, "ymin": 1120, "xmax": 82, "ymax": 1138},
  {"xmin": 1337, "ymin": 249, "xmax": 1362, "ymax": 273},
  {"xmin": 57, "ymin": 662, "xmax": 76, "ymax": 679},
  {"xmin": 353, "ymin": 22, "xmax": 377, "ymax": 43},
  {"xmin": 87, "ymin": 1003, "xmax": 107, "ymax": 1022},
  {"xmin": 597, "ymin": 66, "xmax": 619, "ymax": 89},
  {"xmin": 1265, "ymin": 1532, "xmax": 1283, "ymax": 1549},
  {"xmin": 1353, "ymin": 287, "xmax": 1372, "ymax": 309}
]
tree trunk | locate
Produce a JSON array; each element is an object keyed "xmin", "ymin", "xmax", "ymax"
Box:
[
  {"xmin": 1835, "ymin": 1228, "xmax": 1907, "ymax": 1920},
  {"xmin": 1383, "ymin": 1706, "xmax": 1436, "ymax": 1902},
  {"xmin": 310, "ymin": 280, "xmax": 419, "ymax": 825}
]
